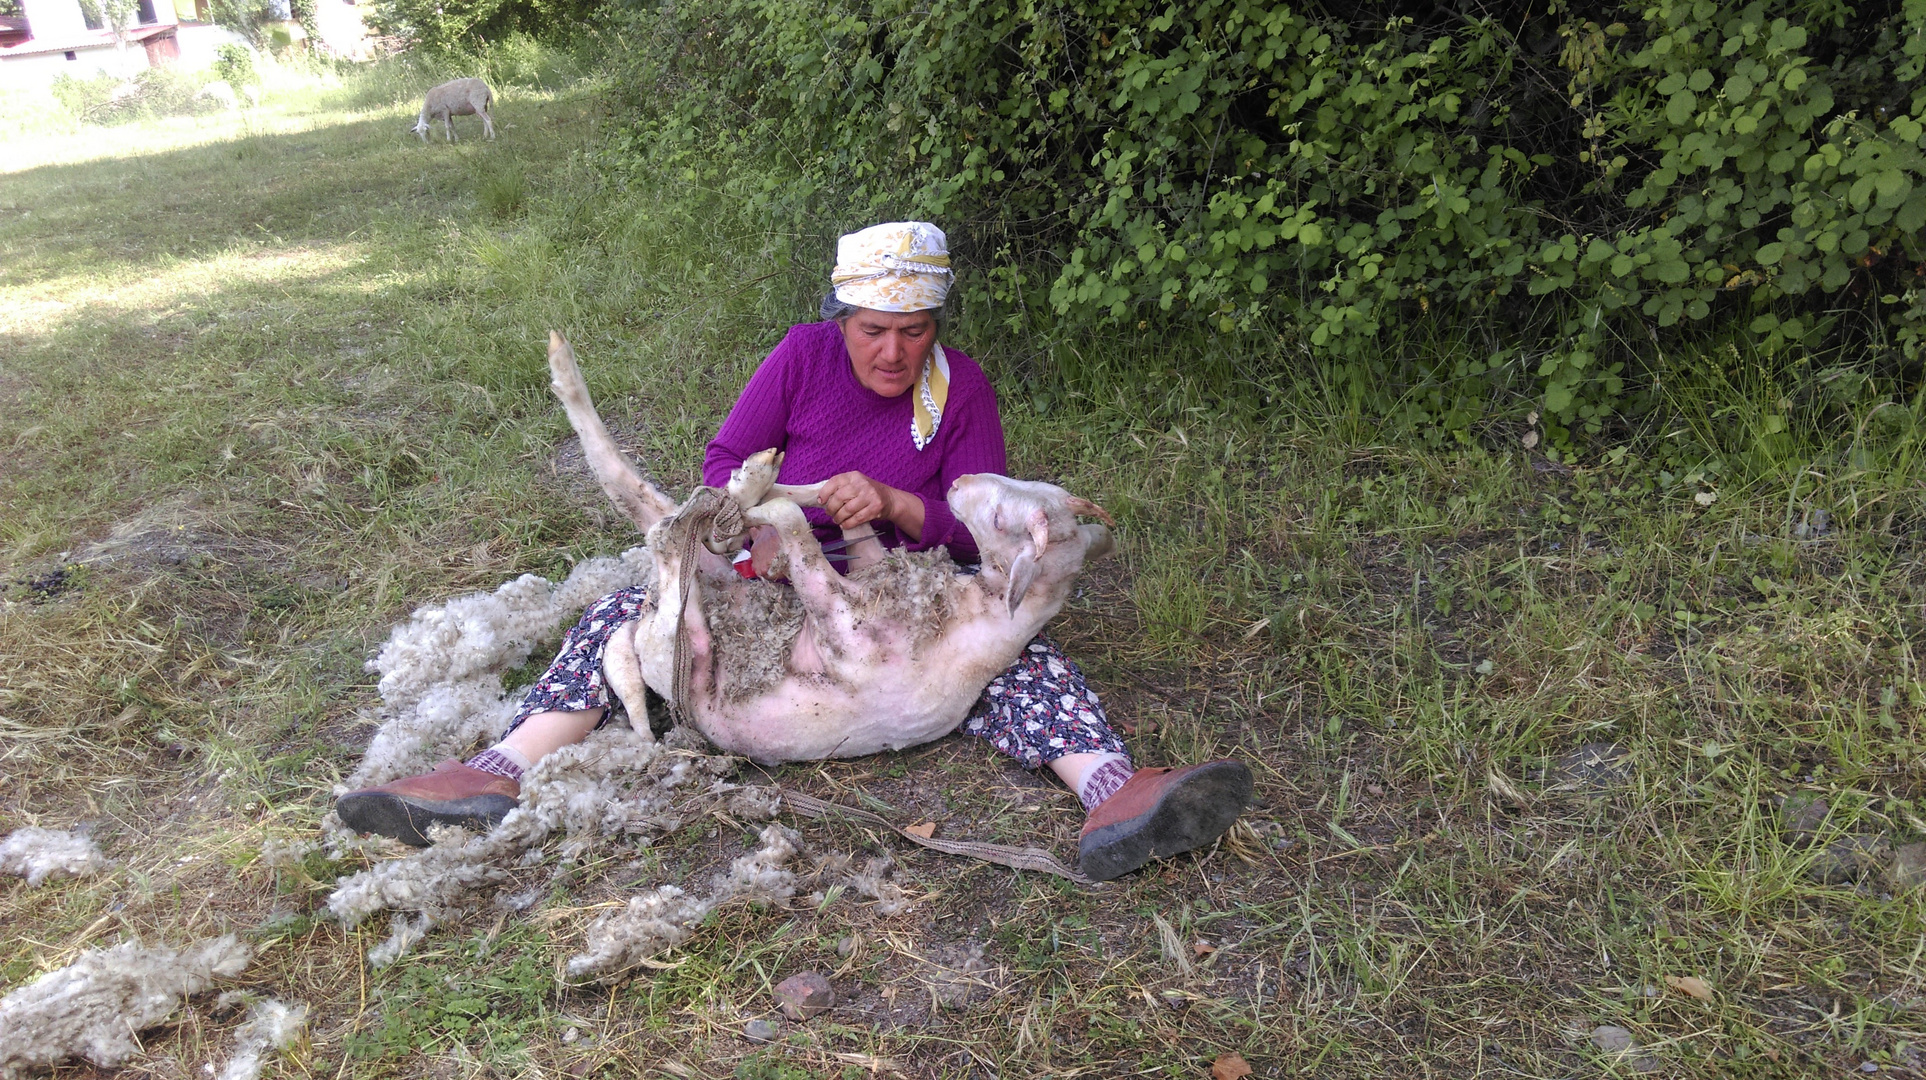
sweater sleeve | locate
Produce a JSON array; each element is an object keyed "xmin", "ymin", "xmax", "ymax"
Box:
[
  {"xmin": 907, "ymin": 353, "xmax": 1007, "ymax": 561},
  {"xmin": 704, "ymin": 329, "xmax": 802, "ymax": 488}
]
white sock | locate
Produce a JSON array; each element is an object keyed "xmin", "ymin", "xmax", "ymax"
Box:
[
  {"xmin": 466, "ymin": 742, "xmax": 533, "ymax": 780},
  {"xmin": 490, "ymin": 743, "xmax": 533, "ymax": 772}
]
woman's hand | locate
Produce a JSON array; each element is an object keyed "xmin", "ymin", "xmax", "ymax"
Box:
[{"xmin": 819, "ymin": 471, "xmax": 923, "ymax": 540}]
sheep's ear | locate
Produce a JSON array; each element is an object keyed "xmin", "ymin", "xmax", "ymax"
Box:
[
  {"xmin": 1066, "ymin": 496, "xmax": 1114, "ymax": 527},
  {"xmin": 1007, "ymin": 549, "xmax": 1040, "ymax": 618},
  {"xmin": 1078, "ymin": 522, "xmax": 1114, "ymax": 560},
  {"xmin": 1027, "ymin": 508, "xmax": 1050, "ymax": 558}
]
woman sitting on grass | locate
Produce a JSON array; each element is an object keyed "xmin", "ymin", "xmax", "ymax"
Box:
[{"xmin": 337, "ymin": 221, "xmax": 1253, "ymax": 882}]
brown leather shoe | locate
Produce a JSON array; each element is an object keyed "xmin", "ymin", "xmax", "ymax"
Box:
[
  {"xmin": 335, "ymin": 759, "xmax": 520, "ymax": 847},
  {"xmin": 1077, "ymin": 760, "xmax": 1253, "ymax": 881}
]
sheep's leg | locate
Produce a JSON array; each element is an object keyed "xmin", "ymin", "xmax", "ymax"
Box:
[
  {"xmin": 767, "ymin": 481, "xmax": 824, "ymax": 507},
  {"xmin": 840, "ymin": 522, "xmax": 886, "ymax": 572},
  {"xmin": 759, "ymin": 483, "xmax": 879, "ymax": 569},
  {"xmin": 602, "ymin": 621, "xmax": 656, "ymax": 742},
  {"xmin": 547, "ymin": 331, "xmax": 679, "ymax": 531},
  {"xmin": 482, "ymin": 103, "xmax": 496, "ymax": 140},
  {"xmin": 444, "ymin": 114, "xmax": 455, "ymax": 142}
]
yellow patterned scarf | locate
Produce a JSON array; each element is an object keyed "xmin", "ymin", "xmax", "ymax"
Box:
[{"xmin": 911, "ymin": 344, "xmax": 951, "ymax": 451}]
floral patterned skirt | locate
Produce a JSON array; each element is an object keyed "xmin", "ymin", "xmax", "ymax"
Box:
[{"xmin": 507, "ymin": 585, "xmax": 1126, "ymax": 768}]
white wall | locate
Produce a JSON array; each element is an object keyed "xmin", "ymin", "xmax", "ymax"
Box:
[
  {"xmin": 0, "ymin": 42, "xmax": 146, "ymax": 87},
  {"xmin": 17, "ymin": 0, "xmax": 87, "ymax": 41},
  {"xmin": 173, "ymin": 21, "xmax": 247, "ymax": 67},
  {"xmin": 310, "ymin": 0, "xmax": 369, "ymax": 60}
]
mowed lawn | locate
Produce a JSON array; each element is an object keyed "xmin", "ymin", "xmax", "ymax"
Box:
[{"xmin": 4, "ymin": 63, "xmax": 1926, "ymax": 1079}]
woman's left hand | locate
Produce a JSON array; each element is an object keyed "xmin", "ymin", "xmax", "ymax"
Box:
[{"xmin": 819, "ymin": 471, "xmax": 899, "ymax": 530}]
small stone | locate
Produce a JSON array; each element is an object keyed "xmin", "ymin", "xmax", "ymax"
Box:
[
  {"xmin": 743, "ymin": 1019, "xmax": 780, "ymax": 1042},
  {"xmin": 1860, "ymin": 1062, "xmax": 1879, "ymax": 1073},
  {"xmin": 1888, "ymin": 842, "xmax": 1926, "ymax": 891},
  {"xmin": 1782, "ymin": 793, "xmax": 1829, "ymax": 842},
  {"xmin": 835, "ymin": 936, "xmax": 856, "ymax": 958},
  {"xmin": 1810, "ymin": 835, "xmax": 1891, "ymax": 885},
  {"xmin": 775, "ymin": 971, "xmax": 835, "ymax": 1020},
  {"xmin": 1553, "ymin": 743, "xmax": 1630, "ymax": 793},
  {"xmin": 1590, "ymin": 1025, "xmax": 1662, "ymax": 1073}
]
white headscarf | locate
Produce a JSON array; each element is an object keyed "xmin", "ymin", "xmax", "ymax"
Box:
[
  {"xmin": 831, "ymin": 222, "xmax": 955, "ymax": 450},
  {"xmin": 830, "ymin": 221, "xmax": 953, "ymax": 312}
]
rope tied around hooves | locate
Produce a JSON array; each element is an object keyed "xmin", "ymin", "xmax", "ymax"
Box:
[{"xmin": 663, "ymin": 486, "xmax": 749, "ymax": 718}]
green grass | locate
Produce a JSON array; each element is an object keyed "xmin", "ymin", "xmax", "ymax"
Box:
[{"xmin": 2, "ymin": 52, "xmax": 1925, "ymax": 1079}]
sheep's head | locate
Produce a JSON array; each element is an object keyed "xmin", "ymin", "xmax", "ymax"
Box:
[{"xmin": 947, "ymin": 474, "xmax": 1114, "ymax": 617}]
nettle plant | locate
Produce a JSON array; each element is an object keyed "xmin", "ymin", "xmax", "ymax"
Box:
[{"xmin": 610, "ymin": 0, "xmax": 1926, "ymax": 438}]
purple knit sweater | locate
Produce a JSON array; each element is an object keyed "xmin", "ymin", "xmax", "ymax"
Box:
[{"xmin": 704, "ymin": 321, "xmax": 1007, "ymax": 562}]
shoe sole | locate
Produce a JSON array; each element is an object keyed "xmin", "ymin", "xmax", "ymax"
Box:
[
  {"xmin": 1078, "ymin": 760, "xmax": 1254, "ymax": 881},
  {"xmin": 335, "ymin": 792, "xmax": 518, "ymax": 848}
]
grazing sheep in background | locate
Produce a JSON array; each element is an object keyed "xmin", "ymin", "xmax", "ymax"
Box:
[
  {"xmin": 412, "ymin": 77, "xmax": 495, "ymax": 143},
  {"xmin": 547, "ymin": 331, "xmax": 1117, "ymax": 766}
]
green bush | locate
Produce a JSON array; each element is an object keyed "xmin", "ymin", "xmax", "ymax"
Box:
[
  {"xmin": 207, "ymin": 0, "xmax": 278, "ymax": 46},
  {"xmin": 603, "ymin": 0, "xmax": 1926, "ymax": 440},
  {"xmin": 214, "ymin": 43, "xmax": 259, "ymax": 95},
  {"xmin": 477, "ymin": 32, "xmax": 585, "ymax": 89},
  {"xmin": 50, "ymin": 66, "xmax": 222, "ymax": 124},
  {"xmin": 363, "ymin": 0, "xmax": 600, "ymax": 50}
]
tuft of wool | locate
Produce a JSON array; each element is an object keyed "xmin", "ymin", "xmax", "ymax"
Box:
[
  {"xmin": 725, "ymin": 785, "xmax": 783, "ymax": 821},
  {"xmin": 562, "ymin": 824, "xmax": 804, "ymax": 985},
  {"xmin": 562, "ymin": 886, "xmax": 711, "ymax": 983},
  {"xmin": 724, "ymin": 824, "xmax": 802, "ymax": 907},
  {"xmin": 216, "ymin": 998, "xmax": 308, "ymax": 1080},
  {"xmin": 849, "ymin": 855, "xmax": 911, "ymax": 916},
  {"xmin": 256, "ymin": 837, "xmax": 318, "ymax": 872},
  {"xmin": 0, "ymin": 935, "xmax": 251, "ymax": 1078},
  {"xmin": 345, "ymin": 548, "xmax": 652, "ymax": 789},
  {"xmin": 327, "ymin": 729, "xmax": 737, "ymax": 929},
  {"xmin": 0, "ymin": 827, "xmax": 110, "ymax": 887},
  {"xmin": 328, "ymin": 555, "xmax": 774, "ymax": 966},
  {"xmin": 366, "ymin": 914, "xmax": 434, "ymax": 968}
]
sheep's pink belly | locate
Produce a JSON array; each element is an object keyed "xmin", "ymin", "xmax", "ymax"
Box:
[{"xmin": 696, "ymin": 675, "xmax": 978, "ymax": 765}]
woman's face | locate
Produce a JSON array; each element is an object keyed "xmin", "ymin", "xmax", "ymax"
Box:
[{"xmin": 840, "ymin": 308, "xmax": 937, "ymax": 398}]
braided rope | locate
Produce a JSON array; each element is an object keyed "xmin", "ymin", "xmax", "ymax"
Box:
[
  {"xmin": 780, "ymin": 790, "xmax": 1097, "ymax": 886},
  {"xmin": 666, "ymin": 487, "xmax": 748, "ymax": 717}
]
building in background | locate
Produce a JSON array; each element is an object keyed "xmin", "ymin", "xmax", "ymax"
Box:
[{"xmin": 0, "ymin": 0, "xmax": 368, "ymax": 87}]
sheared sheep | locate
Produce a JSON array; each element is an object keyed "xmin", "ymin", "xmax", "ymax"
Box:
[
  {"xmin": 412, "ymin": 77, "xmax": 495, "ymax": 143},
  {"xmin": 547, "ymin": 331, "xmax": 1116, "ymax": 766}
]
